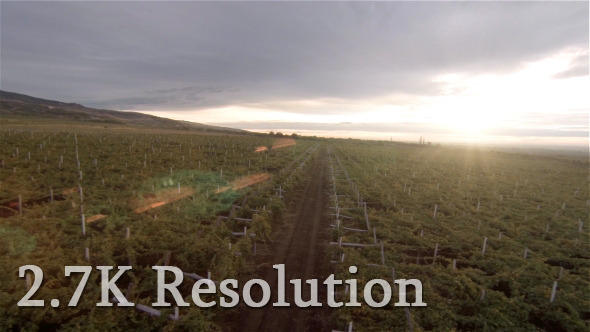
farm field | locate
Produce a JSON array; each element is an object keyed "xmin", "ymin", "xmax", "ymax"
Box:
[
  {"xmin": 325, "ymin": 141, "xmax": 589, "ymax": 331},
  {"xmin": 3, "ymin": 1, "xmax": 588, "ymax": 331},
  {"xmin": 0, "ymin": 122, "xmax": 588, "ymax": 331},
  {"xmin": 0, "ymin": 122, "xmax": 319, "ymax": 331}
]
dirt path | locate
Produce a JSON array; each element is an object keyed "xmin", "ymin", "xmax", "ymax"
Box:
[{"xmin": 234, "ymin": 145, "xmax": 332, "ymax": 332}]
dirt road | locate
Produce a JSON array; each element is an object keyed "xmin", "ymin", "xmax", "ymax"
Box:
[{"xmin": 234, "ymin": 145, "xmax": 332, "ymax": 332}]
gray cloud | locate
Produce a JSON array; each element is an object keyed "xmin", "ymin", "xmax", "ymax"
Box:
[
  {"xmin": 1, "ymin": 1, "xmax": 587, "ymax": 111},
  {"xmin": 553, "ymin": 52, "xmax": 589, "ymax": 79}
]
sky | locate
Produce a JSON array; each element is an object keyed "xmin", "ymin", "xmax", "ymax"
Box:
[{"xmin": 1, "ymin": 1, "xmax": 588, "ymax": 147}]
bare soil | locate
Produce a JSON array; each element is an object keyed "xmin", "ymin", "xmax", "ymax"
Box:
[{"xmin": 227, "ymin": 146, "xmax": 332, "ymax": 331}]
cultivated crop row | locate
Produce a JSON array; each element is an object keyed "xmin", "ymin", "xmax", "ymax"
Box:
[
  {"xmin": 327, "ymin": 141, "xmax": 588, "ymax": 331},
  {"xmin": 0, "ymin": 128, "xmax": 317, "ymax": 330}
]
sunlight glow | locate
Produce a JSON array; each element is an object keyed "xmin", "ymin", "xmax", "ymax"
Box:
[{"xmin": 135, "ymin": 47, "xmax": 588, "ymax": 147}]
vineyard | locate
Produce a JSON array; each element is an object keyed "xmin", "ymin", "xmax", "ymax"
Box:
[
  {"xmin": 0, "ymin": 125, "xmax": 318, "ymax": 331},
  {"xmin": 0, "ymin": 124, "xmax": 588, "ymax": 331},
  {"xmin": 326, "ymin": 141, "xmax": 589, "ymax": 331}
]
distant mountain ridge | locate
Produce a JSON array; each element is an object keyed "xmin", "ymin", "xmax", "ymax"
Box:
[{"xmin": 0, "ymin": 90, "xmax": 245, "ymax": 133}]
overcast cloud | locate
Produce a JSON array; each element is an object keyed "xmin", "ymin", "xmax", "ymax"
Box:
[{"xmin": 1, "ymin": 1, "xmax": 588, "ymax": 146}]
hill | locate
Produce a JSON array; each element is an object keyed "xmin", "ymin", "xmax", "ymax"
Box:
[{"xmin": 0, "ymin": 90, "xmax": 245, "ymax": 134}]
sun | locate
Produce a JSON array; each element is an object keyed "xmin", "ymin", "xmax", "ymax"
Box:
[{"xmin": 443, "ymin": 109, "xmax": 493, "ymax": 133}]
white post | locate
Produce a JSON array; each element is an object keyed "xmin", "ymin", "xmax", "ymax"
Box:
[
  {"xmin": 364, "ymin": 202, "xmax": 370, "ymax": 230},
  {"xmin": 452, "ymin": 259, "xmax": 457, "ymax": 270},
  {"xmin": 549, "ymin": 281, "xmax": 558, "ymax": 303},
  {"xmin": 380, "ymin": 240, "xmax": 385, "ymax": 265},
  {"xmin": 126, "ymin": 227, "xmax": 130, "ymax": 239},
  {"xmin": 81, "ymin": 214, "xmax": 86, "ymax": 236},
  {"xmin": 373, "ymin": 227, "xmax": 377, "ymax": 244},
  {"xmin": 85, "ymin": 247, "xmax": 90, "ymax": 261},
  {"xmin": 433, "ymin": 204, "xmax": 438, "ymax": 219},
  {"xmin": 432, "ymin": 243, "xmax": 439, "ymax": 265},
  {"xmin": 482, "ymin": 237, "xmax": 487, "ymax": 255}
]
